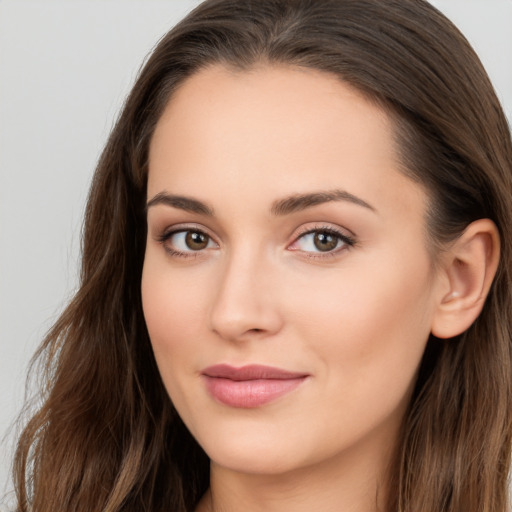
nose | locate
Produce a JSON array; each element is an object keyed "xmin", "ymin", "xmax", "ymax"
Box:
[{"xmin": 209, "ymin": 249, "xmax": 283, "ymax": 342}]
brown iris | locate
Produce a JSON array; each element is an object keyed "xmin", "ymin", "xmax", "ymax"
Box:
[
  {"xmin": 313, "ymin": 231, "xmax": 339, "ymax": 252},
  {"xmin": 185, "ymin": 231, "xmax": 209, "ymax": 250}
]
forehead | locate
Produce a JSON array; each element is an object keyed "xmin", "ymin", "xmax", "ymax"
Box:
[{"xmin": 148, "ymin": 64, "xmax": 427, "ymax": 223}]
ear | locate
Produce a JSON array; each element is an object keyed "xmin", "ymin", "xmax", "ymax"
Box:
[{"xmin": 431, "ymin": 219, "xmax": 500, "ymax": 339}]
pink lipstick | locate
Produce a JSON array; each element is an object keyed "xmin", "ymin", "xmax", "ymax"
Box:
[{"xmin": 201, "ymin": 364, "xmax": 308, "ymax": 408}]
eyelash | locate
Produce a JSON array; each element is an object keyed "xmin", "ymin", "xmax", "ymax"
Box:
[
  {"xmin": 156, "ymin": 226, "xmax": 216, "ymax": 259},
  {"xmin": 290, "ymin": 225, "xmax": 356, "ymax": 259},
  {"xmin": 156, "ymin": 225, "xmax": 356, "ymax": 260}
]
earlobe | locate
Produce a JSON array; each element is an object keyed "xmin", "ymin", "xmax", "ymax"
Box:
[{"xmin": 431, "ymin": 219, "xmax": 500, "ymax": 339}]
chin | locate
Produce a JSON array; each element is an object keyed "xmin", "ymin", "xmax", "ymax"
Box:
[
  {"xmin": 209, "ymin": 447, "xmax": 304, "ymax": 476},
  {"xmin": 195, "ymin": 425, "xmax": 312, "ymax": 476}
]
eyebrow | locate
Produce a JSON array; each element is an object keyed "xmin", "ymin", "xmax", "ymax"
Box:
[
  {"xmin": 271, "ymin": 189, "xmax": 376, "ymax": 216},
  {"xmin": 146, "ymin": 188, "xmax": 376, "ymax": 217},
  {"xmin": 146, "ymin": 192, "xmax": 214, "ymax": 216}
]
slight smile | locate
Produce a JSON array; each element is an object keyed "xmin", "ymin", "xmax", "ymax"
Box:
[{"xmin": 201, "ymin": 364, "xmax": 310, "ymax": 408}]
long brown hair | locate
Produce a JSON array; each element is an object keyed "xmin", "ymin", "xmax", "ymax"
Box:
[{"xmin": 13, "ymin": 1, "xmax": 512, "ymax": 511}]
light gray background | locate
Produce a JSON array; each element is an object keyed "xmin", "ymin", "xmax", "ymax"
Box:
[{"xmin": 1, "ymin": 0, "xmax": 511, "ymax": 504}]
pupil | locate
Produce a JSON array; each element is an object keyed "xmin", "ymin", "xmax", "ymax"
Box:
[
  {"xmin": 186, "ymin": 231, "xmax": 208, "ymax": 250},
  {"xmin": 314, "ymin": 232, "xmax": 337, "ymax": 252}
]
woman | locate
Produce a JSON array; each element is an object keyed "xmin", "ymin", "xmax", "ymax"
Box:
[{"xmin": 13, "ymin": 0, "xmax": 512, "ymax": 511}]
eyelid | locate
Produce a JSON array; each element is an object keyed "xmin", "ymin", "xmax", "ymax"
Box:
[
  {"xmin": 287, "ymin": 224, "xmax": 356, "ymax": 256},
  {"xmin": 155, "ymin": 223, "xmax": 220, "ymax": 258},
  {"xmin": 155, "ymin": 222, "xmax": 217, "ymax": 241},
  {"xmin": 153, "ymin": 221, "xmax": 355, "ymax": 259},
  {"xmin": 293, "ymin": 223, "xmax": 355, "ymax": 239}
]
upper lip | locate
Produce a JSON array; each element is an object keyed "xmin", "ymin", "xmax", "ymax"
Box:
[{"xmin": 201, "ymin": 364, "xmax": 308, "ymax": 381}]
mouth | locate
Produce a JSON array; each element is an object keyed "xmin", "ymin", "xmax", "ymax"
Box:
[{"xmin": 201, "ymin": 364, "xmax": 309, "ymax": 408}]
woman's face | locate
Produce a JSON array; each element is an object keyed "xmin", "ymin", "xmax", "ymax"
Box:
[{"xmin": 142, "ymin": 65, "xmax": 444, "ymax": 477}]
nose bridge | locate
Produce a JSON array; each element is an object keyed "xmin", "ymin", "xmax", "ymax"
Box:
[{"xmin": 209, "ymin": 244, "xmax": 282, "ymax": 341}]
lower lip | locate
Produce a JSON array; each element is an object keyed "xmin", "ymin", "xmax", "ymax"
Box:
[{"xmin": 203, "ymin": 376, "xmax": 307, "ymax": 408}]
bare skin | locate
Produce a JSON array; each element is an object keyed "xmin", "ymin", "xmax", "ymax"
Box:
[{"xmin": 141, "ymin": 64, "xmax": 499, "ymax": 512}]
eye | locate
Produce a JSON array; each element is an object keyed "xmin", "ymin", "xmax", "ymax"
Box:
[
  {"xmin": 159, "ymin": 228, "xmax": 217, "ymax": 256},
  {"xmin": 289, "ymin": 228, "xmax": 354, "ymax": 254}
]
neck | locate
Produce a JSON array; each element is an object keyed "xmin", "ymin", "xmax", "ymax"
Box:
[{"xmin": 195, "ymin": 433, "xmax": 395, "ymax": 512}]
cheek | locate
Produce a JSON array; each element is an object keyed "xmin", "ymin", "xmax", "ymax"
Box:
[
  {"xmin": 285, "ymin": 250, "xmax": 435, "ymax": 395},
  {"xmin": 141, "ymin": 255, "xmax": 209, "ymax": 377}
]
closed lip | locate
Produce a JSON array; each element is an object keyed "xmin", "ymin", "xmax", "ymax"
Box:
[
  {"xmin": 201, "ymin": 364, "xmax": 310, "ymax": 408},
  {"xmin": 201, "ymin": 364, "xmax": 309, "ymax": 381}
]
